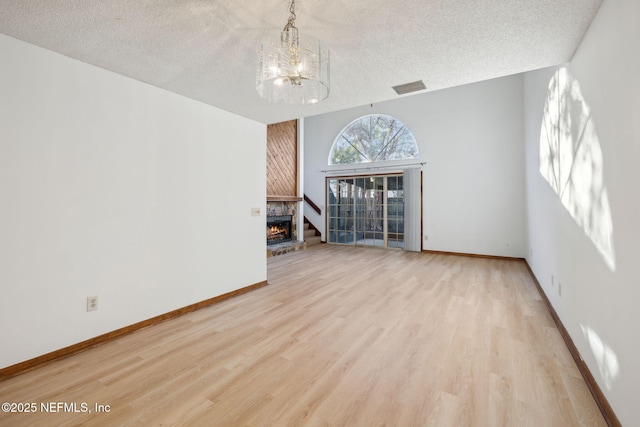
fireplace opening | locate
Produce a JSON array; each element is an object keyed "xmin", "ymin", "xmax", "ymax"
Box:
[{"xmin": 267, "ymin": 215, "xmax": 293, "ymax": 245}]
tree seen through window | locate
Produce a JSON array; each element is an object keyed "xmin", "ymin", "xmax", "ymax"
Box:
[{"xmin": 329, "ymin": 115, "xmax": 419, "ymax": 165}]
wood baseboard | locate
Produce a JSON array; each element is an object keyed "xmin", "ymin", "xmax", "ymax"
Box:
[
  {"xmin": 421, "ymin": 249, "xmax": 524, "ymax": 261},
  {"xmin": 0, "ymin": 280, "xmax": 268, "ymax": 382},
  {"xmin": 523, "ymin": 262, "xmax": 620, "ymax": 427}
]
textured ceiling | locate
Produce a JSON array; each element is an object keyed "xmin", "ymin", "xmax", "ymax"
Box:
[{"xmin": 0, "ymin": 0, "xmax": 602, "ymax": 124}]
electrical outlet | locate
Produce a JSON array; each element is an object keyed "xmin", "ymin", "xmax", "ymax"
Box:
[{"xmin": 87, "ymin": 296, "xmax": 98, "ymax": 312}]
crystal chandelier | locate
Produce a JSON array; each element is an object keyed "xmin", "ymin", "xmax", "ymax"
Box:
[{"xmin": 257, "ymin": 0, "xmax": 330, "ymax": 104}]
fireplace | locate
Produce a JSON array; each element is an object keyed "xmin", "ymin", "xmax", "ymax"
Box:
[{"xmin": 267, "ymin": 215, "xmax": 293, "ymax": 245}]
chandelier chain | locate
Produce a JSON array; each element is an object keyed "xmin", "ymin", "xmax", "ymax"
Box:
[{"xmin": 284, "ymin": 0, "xmax": 297, "ymax": 32}]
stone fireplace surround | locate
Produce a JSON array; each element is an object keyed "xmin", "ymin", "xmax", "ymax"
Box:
[{"xmin": 266, "ymin": 200, "xmax": 306, "ymax": 257}]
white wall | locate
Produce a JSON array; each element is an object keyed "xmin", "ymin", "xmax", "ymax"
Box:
[
  {"xmin": 0, "ymin": 35, "xmax": 267, "ymax": 369},
  {"xmin": 304, "ymin": 75, "xmax": 526, "ymax": 258},
  {"xmin": 523, "ymin": 1, "xmax": 640, "ymax": 424}
]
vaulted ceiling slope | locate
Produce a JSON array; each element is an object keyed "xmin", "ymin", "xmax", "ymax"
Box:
[{"xmin": 0, "ymin": 0, "xmax": 602, "ymax": 124}]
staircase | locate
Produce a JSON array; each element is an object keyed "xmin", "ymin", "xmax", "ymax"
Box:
[{"xmin": 303, "ymin": 218, "xmax": 322, "ymax": 246}]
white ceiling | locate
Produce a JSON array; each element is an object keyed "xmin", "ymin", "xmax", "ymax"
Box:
[{"xmin": 0, "ymin": 0, "xmax": 602, "ymax": 124}]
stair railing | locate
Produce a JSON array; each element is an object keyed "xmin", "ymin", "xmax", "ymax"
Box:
[{"xmin": 303, "ymin": 194, "xmax": 321, "ymax": 215}]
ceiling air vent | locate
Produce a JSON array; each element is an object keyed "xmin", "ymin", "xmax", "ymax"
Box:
[{"xmin": 392, "ymin": 80, "xmax": 426, "ymax": 95}]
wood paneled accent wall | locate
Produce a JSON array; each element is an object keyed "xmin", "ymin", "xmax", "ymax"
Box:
[{"xmin": 267, "ymin": 120, "xmax": 298, "ymax": 198}]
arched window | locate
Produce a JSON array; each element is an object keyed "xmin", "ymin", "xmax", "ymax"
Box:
[{"xmin": 329, "ymin": 115, "xmax": 419, "ymax": 165}]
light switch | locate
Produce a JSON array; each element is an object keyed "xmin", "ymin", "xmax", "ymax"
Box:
[{"xmin": 251, "ymin": 208, "xmax": 261, "ymax": 216}]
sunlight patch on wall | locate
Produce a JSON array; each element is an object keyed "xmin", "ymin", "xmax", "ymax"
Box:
[
  {"xmin": 580, "ymin": 325, "xmax": 620, "ymax": 391},
  {"xmin": 539, "ymin": 67, "xmax": 615, "ymax": 270}
]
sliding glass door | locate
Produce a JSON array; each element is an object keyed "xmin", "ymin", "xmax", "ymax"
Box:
[{"xmin": 327, "ymin": 175, "xmax": 404, "ymax": 248}]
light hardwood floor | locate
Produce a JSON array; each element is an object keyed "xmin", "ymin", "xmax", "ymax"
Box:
[{"xmin": 0, "ymin": 245, "xmax": 605, "ymax": 426}]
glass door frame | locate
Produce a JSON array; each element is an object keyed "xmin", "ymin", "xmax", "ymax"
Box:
[{"xmin": 326, "ymin": 173, "xmax": 404, "ymax": 249}]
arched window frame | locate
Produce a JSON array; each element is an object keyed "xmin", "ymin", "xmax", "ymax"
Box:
[{"xmin": 328, "ymin": 114, "xmax": 419, "ymax": 165}]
